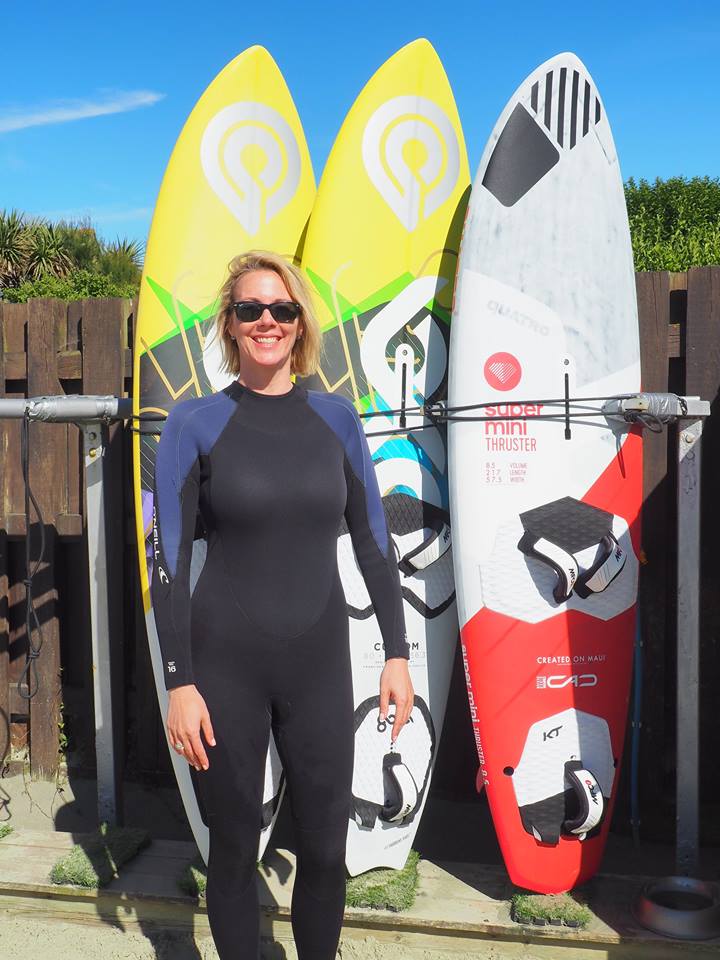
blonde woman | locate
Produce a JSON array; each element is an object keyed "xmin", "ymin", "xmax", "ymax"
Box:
[{"xmin": 151, "ymin": 251, "xmax": 413, "ymax": 959}]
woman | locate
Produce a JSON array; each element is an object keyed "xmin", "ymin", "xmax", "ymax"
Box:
[{"xmin": 151, "ymin": 250, "xmax": 413, "ymax": 959}]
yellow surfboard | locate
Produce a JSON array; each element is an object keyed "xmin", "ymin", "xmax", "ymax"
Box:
[
  {"xmin": 132, "ymin": 46, "xmax": 315, "ymax": 862},
  {"xmin": 301, "ymin": 38, "xmax": 470, "ymax": 874}
]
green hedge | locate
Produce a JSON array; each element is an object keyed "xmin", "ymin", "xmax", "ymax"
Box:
[
  {"xmin": 625, "ymin": 176, "xmax": 720, "ymax": 271},
  {"xmin": 2, "ymin": 269, "xmax": 137, "ymax": 303}
]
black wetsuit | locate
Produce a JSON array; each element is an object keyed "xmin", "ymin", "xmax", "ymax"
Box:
[{"xmin": 151, "ymin": 381, "xmax": 408, "ymax": 960}]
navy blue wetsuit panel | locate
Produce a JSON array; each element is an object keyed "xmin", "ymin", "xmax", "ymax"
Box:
[{"xmin": 151, "ymin": 382, "xmax": 408, "ymax": 960}]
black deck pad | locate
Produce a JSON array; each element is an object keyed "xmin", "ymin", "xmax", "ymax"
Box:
[{"xmin": 519, "ymin": 496, "xmax": 614, "ymax": 554}]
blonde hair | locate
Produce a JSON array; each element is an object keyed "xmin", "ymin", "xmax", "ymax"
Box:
[{"xmin": 214, "ymin": 250, "xmax": 321, "ymax": 378}]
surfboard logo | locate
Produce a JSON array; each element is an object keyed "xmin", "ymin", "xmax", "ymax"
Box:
[
  {"xmin": 484, "ymin": 352, "xmax": 522, "ymax": 391},
  {"xmin": 362, "ymin": 96, "xmax": 460, "ymax": 230},
  {"xmin": 536, "ymin": 674, "xmax": 598, "ymax": 689},
  {"xmin": 200, "ymin": 102, "xmax": 301, "ymax": 234}
]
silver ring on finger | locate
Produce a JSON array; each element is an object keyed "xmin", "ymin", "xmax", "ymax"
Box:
[{"xmin": 174, "ymin": 742, "xmax": 184, "ymax": 751}]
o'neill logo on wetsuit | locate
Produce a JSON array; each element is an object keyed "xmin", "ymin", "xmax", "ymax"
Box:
[
  {"xmin": 484, "ymin": 351, "xmax": 522, "ymax": 391},
  {"xmin": 152, "ymin": 507, "xmax": 169, "ymax": 584}
]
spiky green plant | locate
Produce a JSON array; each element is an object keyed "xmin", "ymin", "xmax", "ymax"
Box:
[
  {"xmin": 57, "ymin": 219, "xmax": 103, "ymax": 271},
  {"xmin": 0, "ymin": 209, "xmax": 144, "ymax": 299},
  {"xmin": 0, "ymin": 209, "xmax": 29, "ymax": 286},
  {"xmin": 24, "ymin": 221, "xmax": 72, "ymax": 281}
]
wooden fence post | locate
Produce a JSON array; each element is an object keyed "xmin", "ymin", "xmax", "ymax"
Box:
[
  {"xmin": 25, "ymin": 299, "xmax": 66, "ymax": 777},
  {"xmin": 635, "ymin": 271, "xmax": 672, "ymax": 822},
  {"xmin": 0, "ymin": 306, "xmax": 8, "ymax": 766}
]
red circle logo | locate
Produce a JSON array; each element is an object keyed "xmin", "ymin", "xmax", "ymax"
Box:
[{"xmin": 484, "ymin": 352, "xmax": 522, "ymax": 391}]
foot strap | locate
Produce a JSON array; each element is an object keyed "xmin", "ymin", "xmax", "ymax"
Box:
[
  {"xmin": 380, "ymin": 752, "xmax": 419, "ymax": 824},
  {"xmin": 398, "ymin": 517, "xmax": 452, "ymax": 576},
  {"xmin": 563, "ymin": 761, "xmax": 605, "ymax": 837}
]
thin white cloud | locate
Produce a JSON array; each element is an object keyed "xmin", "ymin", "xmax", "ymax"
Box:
[{"xmin": 0, "ymin": 90, "xmax": 164, "ymax": 134}]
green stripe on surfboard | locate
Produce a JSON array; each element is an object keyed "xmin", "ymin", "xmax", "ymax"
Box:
[
  {"xmin": 140, "ymin": 275, "xmax": 217, "ymax": 354},
  {"xmin": 307, "ymin": 268, "xmax": 451, "ymax": 333}
]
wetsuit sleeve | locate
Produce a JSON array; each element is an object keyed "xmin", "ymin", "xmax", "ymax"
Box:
[
  {"xmin": 344, "ymin": 411, "xmax": 409, "ymax": 661},
  {"xmin": 151, "ymin": 407, "xmax": 201, "ymax": 690}
]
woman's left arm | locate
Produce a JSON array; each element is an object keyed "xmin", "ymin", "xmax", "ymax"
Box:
[{"xmin": 342, "ymin": 405, "xmax": 414, "ymax": 742}]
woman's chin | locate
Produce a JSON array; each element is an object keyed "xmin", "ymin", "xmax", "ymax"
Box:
[{"xmin": 243, "ymin": 349, "xmax": 292, "ymax": 372}]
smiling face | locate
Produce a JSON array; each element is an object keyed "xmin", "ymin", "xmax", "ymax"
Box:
[{"xmin": 229, "ymin": 269, "xmax": 304, "ymax": 391}]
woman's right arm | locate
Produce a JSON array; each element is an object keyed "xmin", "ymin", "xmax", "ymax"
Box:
[{"xmin": 152, "ymin": 405, "xmax": 215, "ymax": 770}]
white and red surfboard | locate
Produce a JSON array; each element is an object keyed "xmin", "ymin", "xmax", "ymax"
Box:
[{"xmin": 448, "ymin": 53, "xmax": 641, "ymax": 893}]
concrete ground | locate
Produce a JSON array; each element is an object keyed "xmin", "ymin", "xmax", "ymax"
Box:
[
  {"xmin": 4, "ymin": 827, "xmax": 719, "ymax": 960},
  {"xmin": 2, "ymin": 765, "xmax": 718, "ymax": 880},
  {"xmin": 2, "ymin": 766, "xmax": 719, "ymax": 960}
]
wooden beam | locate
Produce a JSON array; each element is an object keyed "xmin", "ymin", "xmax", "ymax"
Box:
[
  {"xmin": 25, "ymin": 299, "xmax": 65, "ymax": 778},
  {"xmin": 636, "ymin": 270, "xmax": 672, "ymax": 822},
  {"xmin": 0, "ymin": 305, "xmax": 8, "ymax": 761}
]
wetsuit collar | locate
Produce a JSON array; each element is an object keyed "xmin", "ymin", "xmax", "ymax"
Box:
[{"xmin": 224, "ymin": 381, "xmax": 305, "ymax": 403}]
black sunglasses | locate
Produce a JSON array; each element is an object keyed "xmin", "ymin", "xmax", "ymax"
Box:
[{"xmin": 231, "ymin": 300, "xmax": 301, "ymax": 324}]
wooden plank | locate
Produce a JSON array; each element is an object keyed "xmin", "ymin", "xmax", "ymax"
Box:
[
  {"xmin": 3, "ymin": 304, "xmax": 26, "ymax": 528},
  {"xmin": 2, "ymin": 352, "xmax": 28, "ymax": 379},
  {"xmin": 1, "ymin": 827, "xmax": 77, "ymax": 849},
  {"xmin": 2, "ymin": 302, "xmax": 27, "ymax": 357},
  {"xmin": 0, "ymin": 305, "xmax": 8, "ymax": 757},
  {"xmin": 55, "ymin": 351, "xmax": 82, "ymax": 379},
  {"xmin": 8, "ymin": 540, "xmax": 29, "ymax": 756},
  {"xmin": 685, "ymin": 266, "xmax": 720, "ymax": 800},
  {"xmin": 0, "ymin": 534, "xmax": 7, "ymax": 765},
  {"xmin": 635, "ymin": 271, "xmax": 672, "ymax": 825},
  {"xmin": 4, "ymin": 306, "xmax": 29, "ymax": 758},
  {"xmin": 55, "ymin": 513, "xmax": 83, "ymax": 538},
  {"xmin": 6, "ymin": 514, "xmax": 82, "ymax": 538},
  {"xmin": 65, "ymin": 309, "xmax": 82, "ymax": 520},
  {"xmin": 26, "ymin": 299, "xmax": 66, "ymax": 777}
]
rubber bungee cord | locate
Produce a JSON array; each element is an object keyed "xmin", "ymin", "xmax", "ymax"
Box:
[
  {"xmin": 129, "ymin": 412, "xmax": 167, "ymax": 436},
  {"xmin": 138, "ymin": 391, "xmax": 672, "ymax": 440},
  {"xmin": 18, "ymin": 410, "xmax": 46, "ymax": 701}
]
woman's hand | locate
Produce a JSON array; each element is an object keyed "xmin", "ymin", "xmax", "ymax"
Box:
[
  {"xmin": 379, "ymin": 658, "xmax": 414, "ymax": 744},
  {"xmin": 167, "ymin": 685, "xmax": 216, "ymax": 771}
]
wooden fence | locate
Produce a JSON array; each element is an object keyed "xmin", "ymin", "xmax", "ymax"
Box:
[
  {"xmin": 0, "ymin": 271, "xmax": 719, "ymax": 829},
  {"xmin": 0, "ymin": 298, "xmax": 133, "ymax": 777}
]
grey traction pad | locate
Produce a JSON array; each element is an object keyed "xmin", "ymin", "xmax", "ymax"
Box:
[{"xmin": 519, "ymin": 496, "xmax": 614, "ymax": 554}]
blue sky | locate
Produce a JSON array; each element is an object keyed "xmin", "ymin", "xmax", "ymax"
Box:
[{"xmin": 2, "ymin": 0, "xmax": 718, "ymax": 245}]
